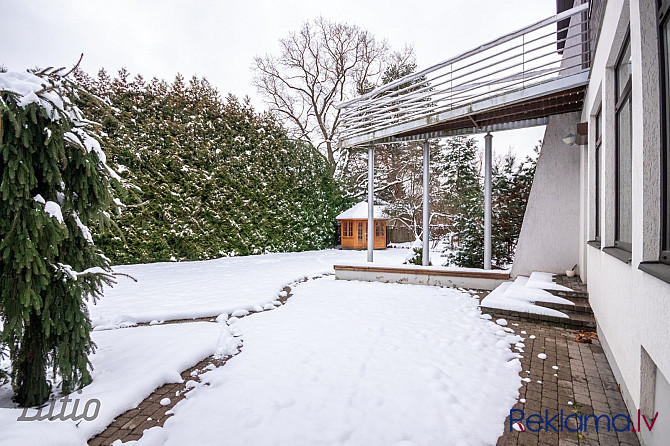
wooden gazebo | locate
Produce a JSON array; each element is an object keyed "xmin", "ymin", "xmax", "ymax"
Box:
[{"xmin": 337, "ymin": 201, "xmax": 388, "ymax": 250}]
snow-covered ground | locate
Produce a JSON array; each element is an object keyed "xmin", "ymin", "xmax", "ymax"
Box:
[
  {"xmin": 90, "ymin": 248, "xmax": 411, "ymax": 328},
  {"xmin": 130, "ymin": 277, "xmax": 522, "ymax": 446},
  {"xmin": 0, "ymin": 322, "xmax": 238, "ymax": 446},
  {"xmin": 1, "ymin": 248, "xmax": 525, "ymax": 445}
]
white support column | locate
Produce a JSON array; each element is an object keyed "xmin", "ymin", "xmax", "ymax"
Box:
[
  {"xmin": 422, "ymin": 140, "xmax": 430, "ymax": 266},
  {"xmin": 484, "ymin": 133, "xmax": 492, "ymax": 270},
  {"xmin": 367, "ymin": 145, "xmax": 374, "ymax": 262}
]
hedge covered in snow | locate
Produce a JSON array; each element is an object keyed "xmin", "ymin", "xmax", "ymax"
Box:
[{"xmin": 75, "ymin": 70, "xmax": 344, "ymax": 264}]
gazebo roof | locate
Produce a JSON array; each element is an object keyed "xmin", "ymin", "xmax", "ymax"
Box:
[{"xmin": 336, "ymin": 201, "xmax": 389, "ymax": 220}]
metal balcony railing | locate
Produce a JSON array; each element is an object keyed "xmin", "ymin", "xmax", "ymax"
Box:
[{"xmin": 335, "ymin": 3, "xmax": 591, "ymax": 147}]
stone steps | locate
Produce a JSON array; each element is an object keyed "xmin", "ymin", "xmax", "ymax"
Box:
[
  {"xmin": 479, "ymin": 305, "xmax": 596, "ymax": 329},
  {"xmin": 535, "ymin": 296, "xmax": 592, "ymax": 313},
  {"xmin": 479, "ymin": 273, "xmax": 596, "ymax": 330},
  {"xmin": 548, "ymin": 288, "xmax": 589, "ymax": 300}
]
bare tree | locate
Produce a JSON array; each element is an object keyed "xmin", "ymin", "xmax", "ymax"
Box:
[{"xmin": 253, "ymin": 18, "xmax": 388, "ymax": 177}]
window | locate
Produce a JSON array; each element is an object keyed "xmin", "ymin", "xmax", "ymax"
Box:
[
  {"xmin": 375, "ymin": 221, "xmax": 385, "ymax": 237},
  {"xmin": 357, "ymin": 222, "xmax": 364, "ymax": 242},
  {"xmin": 615, "ymin": 34, "xmax": 632, "ymax": 251},
  {"xmin": 595, "ymin": 107, "xmax": 602, "ymax": 240},
  {"xmin": 661, "ymin": 1, "xmax": 670, "ymax": 264},
  {"xmin": 342, "ymin": 221, "xmax": 353, "ymax": 238}
]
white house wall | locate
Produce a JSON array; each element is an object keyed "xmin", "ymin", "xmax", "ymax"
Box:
[
  {"xmin": 512, "ymin": 3, "xmax": 586, "ymax": 278},
  {"xmin": 580, "ymin": 1, "xmax": 670, "ymax": 444},
  {"xmin": 511, "ymin": 112, "xmax": 582, "ymax": 277}
]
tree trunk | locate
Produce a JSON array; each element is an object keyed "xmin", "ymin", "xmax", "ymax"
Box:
[{"xmin": 13, "ymin": 313, "xmax": 50, "ymax": 407}]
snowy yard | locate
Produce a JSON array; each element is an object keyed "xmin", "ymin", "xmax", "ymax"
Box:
[
  {"xmin": 133, "ymin": 277, "xmax": 522, "ymax": 446},
  {"xmin": 0, "ymin": 323, "xmax": 235, "ymax": 446},
  {"xmin": 0, "ymin": 248, "xmax": 524, "ymax": 445},
  {"xmin": 90, "ymin": 248, "xmax": 411, "ymax": 329}
]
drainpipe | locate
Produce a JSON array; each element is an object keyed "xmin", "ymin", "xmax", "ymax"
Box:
[
  {"xmin": 367, "ymin": 145, "xmax": 374, "ymax": 262},
  {"xmin": 484, "ymin": 133, "xmax": 492, "ymax": 270},
  {"xmin": 423, "ymin": 140, "xmax": 430, "ymax": 266}
]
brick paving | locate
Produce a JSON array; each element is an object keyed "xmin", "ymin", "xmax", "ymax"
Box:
[
  {"xmin": 88, "ymin": 355, "xmax": 233, "ymax": 446},
  {"xmin": 552, "ymin": 275, "xmax": 588, "ymax": 293},
  {"xmin": 493, "ymin": 317, "xmax": 640, "ymax": 446}
]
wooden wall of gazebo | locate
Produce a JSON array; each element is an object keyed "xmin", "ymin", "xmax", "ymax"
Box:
[{"xmin": 340, "ymin": 219, "xmax": 388, "ymax": 250}]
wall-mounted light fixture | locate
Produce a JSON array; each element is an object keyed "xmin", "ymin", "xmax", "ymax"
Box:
[
  {"xmin": 562, "ymin": 133, "xmax": 577, "ymax": 146},
  {"xmin": 562, "ymin": 122, "xmax": 588, "ymax": 146}
]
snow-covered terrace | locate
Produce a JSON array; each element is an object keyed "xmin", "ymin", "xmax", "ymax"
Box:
[{"xmin": 0, "ymin": 248, "xmax": 524, "ymax": 445}]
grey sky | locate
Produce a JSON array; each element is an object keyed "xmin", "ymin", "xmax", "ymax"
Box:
[{"xmin": 1, "ymin": 0, "xmax": 555, "ymax": 157}]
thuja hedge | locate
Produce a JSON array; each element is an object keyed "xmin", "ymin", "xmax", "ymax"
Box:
[{"xmin": 76, "ymin": 70, "xmax": 345, "ymax": 264}]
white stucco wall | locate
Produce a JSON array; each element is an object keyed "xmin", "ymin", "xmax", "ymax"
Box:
[
  {"xmin": 580, "ymin": 1, "xmax": 670, "ymax": 445},
  {"xmin": 511, "ymin": 112, "xmax": 581, "ymax": 277}
]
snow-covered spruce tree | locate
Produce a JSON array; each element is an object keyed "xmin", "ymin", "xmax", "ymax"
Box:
[
  {"xmin": 490, "ymin": 147, "xmax": 538, "ymax": 267},
  {"xmin": 0, "ymin": 68, "xmax": 118, "ymax": 406},
  {"xmin": 443, "ymin": 137, "xmax": 485, "ymax": 268}
]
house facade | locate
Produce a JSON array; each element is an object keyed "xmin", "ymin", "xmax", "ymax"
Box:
[
  {"xmin": 580, "ymin": 1, "xmax": 670, "ymax": 444},
  {"xmin": 333, "ymin": 2, "xmax": 669, "ymax": 443},
  {"xmin": 517, "ymin": 1, "xmax": 670, "ymax": 443}
]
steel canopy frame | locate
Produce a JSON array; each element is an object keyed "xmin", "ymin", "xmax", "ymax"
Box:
[
  {"xmin": 353, "ymin": 3, "xmax": 590, "ymax": 269},
  {"xmin": 335, "ymin": 3, "xmax": 590, "ymax": 148}
]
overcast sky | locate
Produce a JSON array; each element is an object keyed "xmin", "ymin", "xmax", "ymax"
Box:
[{"xmin": 1, "ymin": 0, "xmax": 556, "ymax": 157}]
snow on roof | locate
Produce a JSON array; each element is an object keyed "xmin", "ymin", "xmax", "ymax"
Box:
[{"xmin": 336, "ymin": 201, "xmax": 389, "ymax": 220}]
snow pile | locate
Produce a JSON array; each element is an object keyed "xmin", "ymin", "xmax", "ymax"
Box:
[
  {"xmin": 89, "ymin": 248, "xmax": 410, "ymax": 328},
  {"xmin": 525, "ymin": 272, "xmax": 572, "ymax": 291},
  {"xmin": 0, "ymin": 322, "xmax": 231, "ymax": 446},
  {"xmin": 43, "ymin": 201, "xmax": 64, "ymax": 224},
  {"xmin": 481, "ymin": 274, "xmax": 574, "ymax": 318},
  {"xmin": 131, "ymin": 277, "xmax": 522, "ymax": 446}
]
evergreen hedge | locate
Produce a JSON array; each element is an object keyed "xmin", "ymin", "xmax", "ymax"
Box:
[{"xmin": 76, "ymin": 70, "xmax": 344, "ymax": 264}]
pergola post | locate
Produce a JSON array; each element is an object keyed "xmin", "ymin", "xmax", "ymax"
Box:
[
  {"xmin": 484, "ymin": 133, "xmax": 492, "ymax": 270},
  {"xmin": 367, "ymin": 145, "xmax": 374, "ymax": 262},
  {"xmin": 422, "ymin": 140, "xmax": 430, "ymax": 266}
]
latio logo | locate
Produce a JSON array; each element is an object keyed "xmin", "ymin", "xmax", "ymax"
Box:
[
  {"xmin": 510, "ymin": 409, "xmax": 659, "ymax": 433},
  {"xmin": 17, "ymin": 391, "xmax": 101, "ymax": 422}
]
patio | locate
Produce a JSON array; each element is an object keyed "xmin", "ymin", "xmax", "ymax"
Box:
[{"xmin": 495, "ymin": 317, "xmax": 639, "ymax": 446}]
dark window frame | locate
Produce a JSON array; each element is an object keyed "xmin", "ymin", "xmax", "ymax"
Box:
[
  {"xmin": 375, "ymin": 221, "xmax": 384, "ymax": 237},
  {"xmin": 614, "ymin": 31, "xmax": 633, "ymax": 252},
  {"xmin": 342, "ymin": 221, "xmax": 353, "ymax": 238},
  {"xmin": 595, "ymin": 106, "xmax": 602, "ymax": 241},
  {"xmin": 660, "ymin": 0, "xmax": 670, "ymax": 265}
]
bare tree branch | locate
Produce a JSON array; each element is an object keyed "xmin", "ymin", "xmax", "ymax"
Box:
[{"xmin": 252, "ymin": 18, "xmax": 389, "ymax": 177}]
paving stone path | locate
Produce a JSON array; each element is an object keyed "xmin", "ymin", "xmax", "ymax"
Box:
[{"xmin": 494, "ymin": 317, "xmax": 640, "ymax": 446}]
